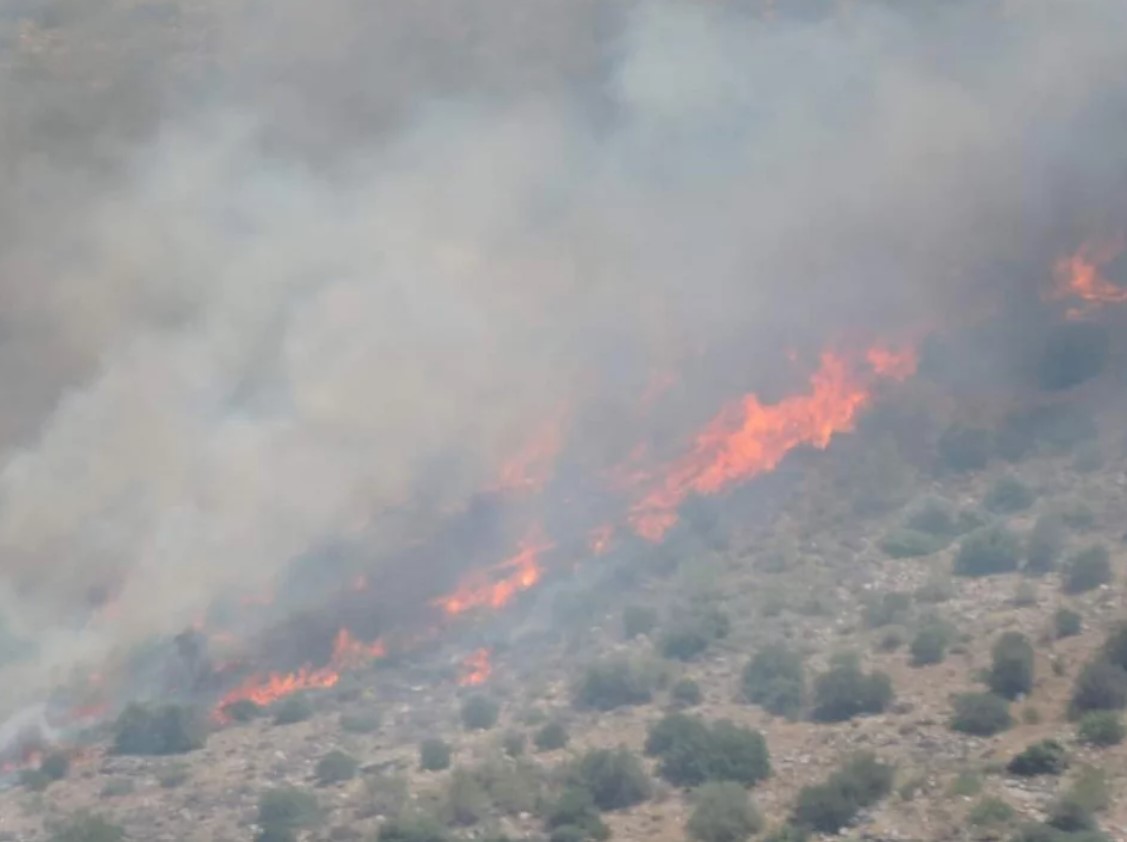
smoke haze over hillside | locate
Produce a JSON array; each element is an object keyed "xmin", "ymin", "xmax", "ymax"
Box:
[{"xmin": 1, "ymin": 0, "xmax": 1127, "ymax": 706}]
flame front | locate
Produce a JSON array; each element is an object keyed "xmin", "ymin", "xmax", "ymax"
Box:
[
  {"xmin": 492, "ymin": 419, "xmax": 563, "ymax": 494},
  {"xmin": 1050, "ymin": 236, "xmax": 1127, "ymax": 318},
  {"xmin": 434, "ymin": 528, "xmax": 552, "ymax": 617},
  {"xmin": 458, "ymin": 648, "xmax": 493, "ymax": 686},
  {"xmin": 627, "ymin": 347, "xmax": 917, "ymax": 541}
]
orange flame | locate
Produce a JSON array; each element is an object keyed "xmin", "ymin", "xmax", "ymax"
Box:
[
  {"xmin": 492, "ymin": 419, "xmax": 563, "ymax": 493},
  {"xmin": 628, "ymin": 347, "xmax": 916, "ymax": 541},
  {"xmin": 433, "ymin": 529, "xmax": 552, "ymax": 617},
  {"xmin": 458, "ymin": 648, "xmax": 493, "ymax": 686},
  {"xmin": 1050, "ymin": 236, "xmax": 1127, "ymax": 318}
]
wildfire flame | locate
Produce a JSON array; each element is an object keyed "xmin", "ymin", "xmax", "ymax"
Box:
[
  {"xmin": 433, "ymin": 528, "xmax": 553, "ymax": 617},
  {"xmin": 458, "ymin": 648, "xmax": 493, "ymax": 686},
  {"xmin": 627, "ymin": 347, "xmax": 917, "ymax": 541},
  {"xmin": 1050, "ymin": 236, "xmax": 1127, "ymax": 318},
  {"xmin": 492, "ymin": 419, "xmax": 563, "ymax": 493}
]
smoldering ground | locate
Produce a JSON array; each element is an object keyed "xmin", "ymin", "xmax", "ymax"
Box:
[{"xmin": 1, "ymin": 0, "xmax": 1127, "ymax": 710}]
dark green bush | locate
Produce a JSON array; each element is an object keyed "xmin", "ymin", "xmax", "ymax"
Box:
[
  {"xmin": 622, "ymin": 605, "xmax": 658, "ymax": 639},
  {"xmin": 501, "ymin": 730, "xmax": 526, "ymax": 757},
  {"xmin": 41, "ymin": 750, "xmax": 70, "ymax": 781},
  {"xmin": 810, "ymin": 659, "xmax": 893, "ymax": 722},
  {"xmin": 377, "ymin": 816, "xmax": 452, "ymax": 842},
  {"xmin": 1007, "ymin": 740, "xmax": 1068, "ymax": 776},
  {"xmin": 645, "ymin": 713, "xmax": 770, "ymax": 787},
  {"xmin": 910, "ymin": 624, "xmax": 949, "ymax": 666},
  {"xmin": 570, "ymin": 748, "xmax": 651, "ymax": 810},
  {"xmin": 1069, "ymin": 660, "xmax": 1127, "ymax": 717},
  {"xmin": 420, "ymin": 738, "xmax": 453, "ymax": 771},
  {"xmin": 791, "ymin": 752, "xmax": 893, "ymax": 834},
  {"xmin": 544, "ymin": 787, "xmax": 609, "ymax": 842},
  {"xmin": 950, "ymin": 692, "xmax": 1013, "ymax": 735},
  {"xmin": 1027, "ymin": 515, "xmax": 1066, "ymax": 574},
  {"xmin": 905, "ymin": 496, "xmax": 960, "ymax": 537},
  {"xmin": 315, "ymin": 749, "xmax": 358, "ymax": 785},
  {"xmin": 573, "ymin": 659, "xmax": 655, "ymax": 711},
  {"xmin": 1062, "ymin": 545, "xmax": 1112, "ymax": 594},
  {"xmin": 1055, "ymin": 608, "xmax": 1082, "ymax": 638},
  {"xmin": 272, "ymin": 694, "xmax": 313, "ymax": 725},
  {"xmin": 741, "ymin": 644, "xmax": 804, "ymax": 718},
  {"xmin": 46, "ymin": 813, "xmax": 126, "ymax": 842},
  {"xmin": 1046, "ymin": 796, "xmax": 1097, "ymax": 833},
  {"xmin": 879, "ymin": 528, "xmax": 949, "ymax": 559},
  {"xmin": 936, "ymin": 425, "xmax": 993, "ymax": 472},
  {"xmin": 257, "ymin": 787, "xmax": 320, "ymax": 838},
  {"xmin": 340, "ymin": 711, "xmax": 381, "ymax": 734},
  {"xmin": 968, "ymin": 796, "xmax": 1015, "ymax": 827},
  {"xmin": 686, "ymin": 781, "xmax": 763, "ymax": 842},
  {"xmin": 223, "ymin": 699, "xmax": 264, "ymax": 723},
  {"xmin": 989, "ymin": 632, "xmax": 1035, "ymax": 699},
  {"xmin": 761, "ymin": 825, "xmax": 809, "ymax": 842},
  {"xmin": 1077, "ymin": 711, "xmax": 1125, "ymax": 746},
  {"xmin": 660, "ymin": 608, "xmax": 730, "ymax": 661},
  {"xmin": 954, "ymin": 525, "xmax": 1022, "ymax": 577},
  {"xmin": 112, "ymin": 703, "xmax": 208, "ymax": 755},
  {"xmin": 985, "ymin": 476, "xmax": 1036, "ymax": 514},
  {"xmin": 534, "ymin": 720, "xmax": 569, "ymax": 752},
  {"xmin": 671, "ymin": 678, "xmax": 703, "ymax": 708},
  {"xmin": 863, "ymin": 592, "xmax": 911, "ymax": 629},
  {"xmin": 461, "ymin": 694, "xmax": 501, "ymax": 731},
  {"xmin": 1102, "ymin": 622, "xmax": 1127, "ymax": 670}
]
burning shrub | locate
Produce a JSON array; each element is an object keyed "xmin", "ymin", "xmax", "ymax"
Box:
[
  {"xmin": 420, "ymin": 738, "xmax": 453, "ymax": 771},
  {"xmin": 572, "ymin": 658, "xmax": 655, "ymax": 711},
  {"xmin": 112, "ymin": 702, "xmax": 208, "ymax": 756},
  {"xmin": 1069, "ymin": 660, "xmax": 1127, "ymax": 718},
  {"xmin": 644, "ymin": 713, "xmax": 770, "ymax": 787},
  {"xmin": 935, "ymin": 425, "xmax": 993, "ymax": 472},
  {"xmin": 569, "ymin": 747, "xmax": 652, "ymax": 810},
  {"xmin": 534, "ymin": 720, "xmax": 569, "ymax": 752},
  {"xmin": 256, "ymin": 787, "xmax": 320, "ymax": 842},
  {"xmin": 46, "ymin": 812, "xmax": 125, "ymax": 842},
  {"xmin": 910, "ymin": 624, "xmax": 950, "ymax": 667},
  {"xmin": 686, "ymin": 781, "xmax": 763, "ymax": 842},
  {"xmin": 544, "ymin": 787, "xmax": 610, "ymax": 842},
  {"xmin": 316, "ymin": 749, "xmax": 358, "ymax": 786},
  {"xmin": 791, "ymin": 752, "xmax": 893, "ymax": 835},
  {"xmin": 272, "ymin": 694, "xmax": 314, "ymax": 726},
  {"xmin": 809, "ymin": 655, "xmax": 893, "ymax": 722},
  {"xmin": 461, "ymin": 694, "xmax": 501, "ymax": 731},
  {"xmin": 1027, "ymin": 514, "xmax": 1066, "ymax": 574},
  {"xmin": 949, "ymin": 692, "xmax": 1012, "ymax": 736},
  {"xmin": 984, "ymin": 475, "xmax": 1036, "ymax": 514},
  {"xmin": 622, "ymin": 605, "xmax": 658, "ymax": 639},
  {"xmin": 1036, "ymin": 321, "xmax": 1110, "ymax": 391},
  {"xmin": 1007, "ymin": 740, "xmax": 1068, "ymax": 777},
  {"xmin": 670, "ymin": 678, "xmax": 703, "ymax": 708},
  {"xmin": 988, "ymin": 631, "xmax": 1035, "ymax": 699},
  {"xmin": 1078, "ymin": 711, "xmax": 1125, "ymax": 746},
  {"xmin": 1062, "ymin": 544, "xmax": 1112, "ymax": 594},
  {"xmin": 953, "ymin": 525, "xmax": 1022, "ymax": 577},
  {"xmin": 741, "ymin": 644, "xmax": 804, "ymax": 718}
]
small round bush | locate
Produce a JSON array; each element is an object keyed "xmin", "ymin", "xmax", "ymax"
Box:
[
  {"xmin": 1006, "ymin": 740, "xmax": 1068, "ymax": 777},
  {"xmin": 1062, "ymin": 545, "xmax": 1112, "ymax": 594},
  {"xmin": 1102, "ymin": 622, "xmax": 1127, "ymax": 670},
  {"xmin": 880, "ymin": 528, "xmax": 949, "ymax": 559},
  {"xmin": 113, "ymin": 703, "xmax": 208, "ymax": 755},
  {"xmin": 377, "ymin": 816, "xmax": 452, "ymax": 842},
  {"xmin": 1069, "ymin": 660, "xmax": 1127, "ymax": 717},
  {"xmin": 501, "ymin": 730, "xmax": 526, "ymax": 757},
  {"xmin": 671, "ymin": 678, "xmax": 703, "ymax": 708},
  {"xmin": 544, "ymin": 787, "xmax": 609, "ymax": 842},
  {"xmin": 573, "ymin": 659, "xmax": 655, "ymax": 711},
  {"xmin": 950, "ymin": 692, "xmax": 1012, "ymax": 736},
  {"xmin": 1026, "ymin": 514, "xmax": 1065, "ymax": 574},
  {"xmin": 954, "ymin": 525, "xmax": 1022, "ymax": 577},
  {"xmin": 1077, "ymin": 711, "xmax": 1125, "ymax": 746},
  {"xmin": 272, "ymin": 694, "xmax": 313, "ymax": 726},
  {"xmin": 315, "ymin": 749, "xmax": 358, "ymax": 785},
  {"xmin": 989, "ymin": 631, "xmax": 1034, "ymax": 699},
  {"xmin": 968, "ymin": 796, "xmax": 1015, "ymax": 827},
  {"xmin": 461, "ymin": 695, "xmax": 501, "ymax": 731},
  {"xmin": 645, "ymin": 714, "xmax": 770, "ymax": 787},
  {"xmin": 792, "ymin": 782, "xmax": 854, "ymax": 834},
  {"xmin": 910, "ymin": 625, "xmax": 949, "ymax": 666},
  {"xmin": 534, "ymin": 720, "xmax": 569, "ymax": 752},
  {"xmin": 741, "ymin": 644, "xmax": 804, "ymax": 718},
  {"xmin": 1055, "ymin": 607, "xmax": 1082, "ymax": 638},
  {"xmin": 622, "ymin": 605, "xmax": 658, "ymax": 639},
  {"xmin": 810, "ymin": 660, "xmax": 893, "ymax": 722},
  {"xmin": 1046, "ymin": 795, "xmax": 1097, "ymax": 833},
  {"xmin": 686, "ymin": 782, "xmax": 762, "ymax": 842},
  {"xmin": 905, "ymin": 496, "xmax": 960, "ymax": 537},
  {"xmin": 340, "ymin": 711, "xmax": 381, "ymax": 734},
  {"xmin": 257, "ymin": 787, "xmax": 320, "ymax": 837},
  {"xmin": 419, "ymin": 738, "xmax": 453, "ymax": 772},
  {"xmin": 985, "ymin": 475, "xmax": 1035, "ymax": 514},
  {"xmin": 571, "ymin": 747, "xmax": 651, "ymax": 810}
]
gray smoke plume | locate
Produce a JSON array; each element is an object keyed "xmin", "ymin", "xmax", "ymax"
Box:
[{"xmin": 1, "ymin": 0, "xmax": 1127, "ymax": 709}]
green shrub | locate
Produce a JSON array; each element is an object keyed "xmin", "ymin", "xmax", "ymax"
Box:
[
  {"xmin": 968, "ymin": 796, "xmax": 1015, "ymax": 826},
  {"xmin": 377, "ymin": 816, "xmax": 452, "ymax": 842},
  {"xmin": 985, "ymin": 475, "xmax": 1036, "ymax": 513},
  {"xmin": 863, "ymin": 592, "xmax": 911, "ymax": 629},
  {"xmin": 1077, "ymin": 711, "xmax": 1125, "ymax": 746},
  {"xmin": 1069, "ymin": 660, "xmax": 1127, "ymax": 717},
  {"xmin": 257, "ymin": 787, "xmax": 320, "ymax": 837},
  {"xmin": 315, "ymin": 749, "xmax": 358, "ymax": 785},
  {"xmin": 910, "ymin": 624, "xmax": 949, "ymax": 666},
  {"xmin": 1062, "ymin": 545, "xmax": 1112, "ymax": 594},
  {"xmin": 1027, "ymin": 515, "xmax": 1066, "ymax": 574},
  {"xmin": 671, "ymin": 678, "xmax": 703, "ymax": 708},
  {"xmin": 989, "ymin": 632, "xmax": 1035, "ymax": 699},
  {"xmin": 1046, "ymin": 795, "xmax": 1096, "ymax": 833},
  {"xmin": 420, "ymin": 738, "xmax": 453, "ymax": 771},
  {"xmin": 1067, "ymin": 766, "xmax": 1110, "ymax": 814},
  {"xmin": 1102, "ymin": 622, "xmax": 1127, "ymax": 670},
  {"xmin": 954, "ymin": 525, "xmax": 1022, "ymax": 577},
  {"xmin": 1007, "ymin": 740, "xmax": 1068, "ymax": 776},
  {"xmin": 461, "ymin": 694, "xmax": 501, "ymax": 731},
  {"xmin": 686, "ymin": 782, "xmax": 763, "ymax": 842},
  {"xmin": 905, "ymin": 496, "xmax": 961, "ymax": 537},
  {"xmin": 880, "ymin": 528, "xmax": 949, "ymax": 559},
  {"xmin": 570, "ymin": 748, "xmax": 651, "ymax": 810},
  {"xmin": 501, "ymin": 730, "xmax": 526, "ymax": 757},
  {"xmin": 340, "ymin": 711, "xmax": 381, "ymax": 734},
  {"xmin": 223, "ymin": 699, "xmax": 264, "ymax": 722},
  {"xmin": 950, "ymin": 692, "xmax": 1012, "ymax": 735},
  {"xmin": 573, "ymin": 658, "xmax": 655, "ymax": 711},
  {"xmin": 644, "ymin": 713, "xmax": 770, "ymax": 787},
  {"xmin": 41, "ymin": 750, "xmax": 70, "ymax": 781},
  {"xmin": 741, "ymin": 644, "xmax": 804, "ymax": 718},
  {"xmin": 46, "ymin": 813, "xmax": 126, "ymax": 842},
  {"xmin": 622, "ymin": 605, "xmax": 658, "ymax": 639},
  {"xmin": 660, "ymin": 608, "xmax": 731, "ymax": 661},
  {"xmin": 444, "ymin": 767, "xmax": 491, "ymax": 826},
  {"xmin": 936, "ymin": 425, "xmax": 993, "ymax": 472},
  {"xmin": 272, "ymin": 694, "xmax": 313, "ymax": 725},
  {"xmin": 1055, "ymin": 608, "xmax": 1082, "ymax": 638},
  {"xmin": 810, "ymin": 659, "xmax": 893, "ymax": 722},
  {"xmin": 20, "ymin": 769, "xmax": 52, "ymax": 791},
  {"xmin": 112, "ymin": 703, "xmax": 208, "ymax": 755},
  {"xmin": 791, "ymin": 752, "xmax": 892, "ymax": 834},
  {"xmin": 534, "ymin": 720, "xmax": 569, "ymax": 752},
  {"xmin": 761, "ymin": 825, "xmax": 809, "ymax": 842},
  {"xmin": 544, "ymin": 787, "xmax": 609, "ymax": 842}
]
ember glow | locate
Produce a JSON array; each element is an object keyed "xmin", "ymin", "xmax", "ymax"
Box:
[
  {"xmin": 458, "ymin": 648, "xmax": 493, "ymax": 686},
  {"xmin": 1050, "ymin": 236, "xmax": 1127, "ymax": 318},
  {"xmin": 434, "ymin": 529, "xmax": 553, "ymax": 617},
  {"xmin": 626, "ymin": 347, "xmax": 918, "ymax": 541}
]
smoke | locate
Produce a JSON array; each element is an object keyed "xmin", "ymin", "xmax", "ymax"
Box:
[{"xmin": 2, "ymin": 0, "xmax": 1127, "ymax": 706}]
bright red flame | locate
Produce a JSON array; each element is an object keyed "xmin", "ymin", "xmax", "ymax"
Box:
[
  {"xmin": 433, "ymin": 529, "xmax": 552, "ymax": 617},
  {"xmin": 627, "ymin": 347, "xmax": 917, "ymax": 541},
  {"xmin": 1050, "ymin": 236, "xmax": 1127, "ymax": 318},
  {"xmin": 458, "ymin": 648, "xmax": 493, "ymax": 686}
]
